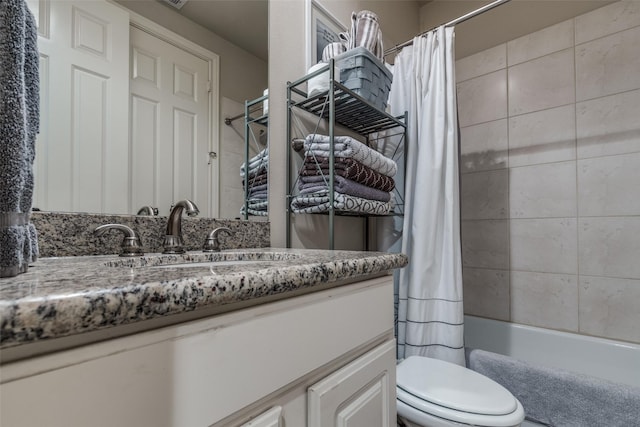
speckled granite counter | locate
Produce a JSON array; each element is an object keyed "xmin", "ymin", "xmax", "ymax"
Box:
[
  {"xmin": 0, "ymin": 248, "xmax": 407, "ymax": 356},
  {"xmin": 31, "ymin": 212, "xmax": 270, "ymax": 257}
]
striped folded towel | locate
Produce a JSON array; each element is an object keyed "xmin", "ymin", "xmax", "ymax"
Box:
[
  {"xmin": 304, "ymin": 134, "xmax": 397, "ymax": 177},
  {"xmin": 291, "ymin": 190, "xmax": 391, "ymax": 215},
  {"xmin": 300, "ymin": 155, "xmax": 395, "ymax": 192}
]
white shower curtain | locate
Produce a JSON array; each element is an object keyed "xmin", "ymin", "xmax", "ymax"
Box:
[{"xmin": 391, "ymin": 26, "xmax": 464, "ymax": 365}]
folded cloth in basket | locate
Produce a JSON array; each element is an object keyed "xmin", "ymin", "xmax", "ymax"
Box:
[
  {"xmin": 291, "ymin": 190, "xmax": 391, "ymax": 215},
  {"xmin": 321, "ymin": 42, "xmax": 346, "ymax": 62},
  {"xmin": 339, "ymin": 10, "xmax": 384, "ymax": 60},
  {"xmin": 301, "ymin": 155, "xmax": 395, "ymax": 192},
  {"xmin": 299, "ymin": 175, "xmax": 391, "ymax": 203},
  {"xmin": 304, "ymin": 134, "xmax": 397, "ymax": 177}
]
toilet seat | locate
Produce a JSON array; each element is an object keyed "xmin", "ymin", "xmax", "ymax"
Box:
[{"xmin": 397, "ymin": 356, "xmax": 525, "ymax": 427}]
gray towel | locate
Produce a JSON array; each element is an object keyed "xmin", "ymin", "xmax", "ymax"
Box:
[
  {"xmin": 247, "ymin": 191, "xmax": 268, "ymax": 200},
  {"xmin": 247, "ymin": 183, "xmax": 268, "ymax": 193},
  {"xmin": 240, "ymin": 148, "xmax": 268, "ymax": 176},
  {"xmin": 300, "ymin": 155, "xmax": 395, "ymax": 192},
  {"xmin": 299, "ymin": 174, "xmax": 391, "ymax": 202},
  {"xmin": 240, "ymin": 200, "xmax": 268, "ymax": 217},
  {"xmin": 466, "ymin": 348, "xmax": 640, "ymax": 427},
  {"xmin": 305, "ymin": 134, "xmax": 398, "ymax": 177},
  {"xmin": 291, "ymin": 190, "xmax": 391, "ymax": 215},
  {"xmin": 0, "ymin": 0, "xmax": 39, "ymax": 278}
]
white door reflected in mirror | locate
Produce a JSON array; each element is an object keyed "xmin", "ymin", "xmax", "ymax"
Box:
[{"xmin": 29, "ymin": 0, "xmax": 220, "ymax": 217}]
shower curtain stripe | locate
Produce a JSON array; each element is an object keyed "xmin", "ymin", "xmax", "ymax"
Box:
[
  {"xmin": 405, "ymin": 344, "xmax": 465, "ymax": 349},
  {"xmin": 406, "ymin": 321, "xmax": 464, "ymax": 325}
]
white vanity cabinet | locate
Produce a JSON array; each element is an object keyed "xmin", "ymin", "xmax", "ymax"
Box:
[{"xmin": 0, "ymin": 276, "xmax": 396, "ymax": 427}]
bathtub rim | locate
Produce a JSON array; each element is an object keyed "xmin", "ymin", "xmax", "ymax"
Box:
[{"xmin": 463, "ymin": 315, "xmax": 640, "ymax": 388}]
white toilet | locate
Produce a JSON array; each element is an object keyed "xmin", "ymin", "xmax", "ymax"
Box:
[{"xmin": 397, "ymin": 356, "xmax": 525, "ymax": 427}]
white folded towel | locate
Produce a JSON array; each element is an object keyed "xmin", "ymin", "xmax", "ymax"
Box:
[{"xmin": 307, "ymin": 63, "xmax": 341, "ymax": 97}]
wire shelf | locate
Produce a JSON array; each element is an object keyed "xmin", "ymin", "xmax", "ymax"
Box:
[
  {"xmin": 290, "ymin": 82, "xmax": 405, "ymax": 135},
  {"xmin": 247, "ymin": 114, "xmax": 268, "ymax": 127},
  {"xmin": 286, "ymin": 68, "xmax": 407, "ymax": 249}
]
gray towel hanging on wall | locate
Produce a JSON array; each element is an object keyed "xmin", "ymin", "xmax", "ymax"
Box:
[{"xmin": 0, "ymin": 0, "xmax": 40, "ymax": 278}]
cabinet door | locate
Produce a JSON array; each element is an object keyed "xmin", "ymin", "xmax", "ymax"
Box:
[
  {"xmin": 308, "ymin": 339, "xmax": 396, "ymax": 427},
  {"xmin": 240, "ymin": 406, "xmax": 282, "ymax": 427}
]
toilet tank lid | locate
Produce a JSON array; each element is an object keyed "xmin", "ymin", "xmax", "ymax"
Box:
[{"xmin": 396, "ymin": 356, "xmax": 519, "ymax": 416}]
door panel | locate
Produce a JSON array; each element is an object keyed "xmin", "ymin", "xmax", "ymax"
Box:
[
  {"xmin": 72, "ymin": 67, "xmax": 107, "ymax": 211},
  {"xmin": 130, "ymin": 26, "xmax": 211, "ymax": 216},
  {"xmin": 30, "ymin": 0, "xmax": 130, "ymax": 213},
  {"xmin": 130, "ymin": 95, "xmax": 159, "ymax": 209}
]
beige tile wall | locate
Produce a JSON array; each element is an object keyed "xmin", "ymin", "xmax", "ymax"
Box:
[{"xmin": 457, "ymin": 1, "xmax": 640, "ymax": 343}]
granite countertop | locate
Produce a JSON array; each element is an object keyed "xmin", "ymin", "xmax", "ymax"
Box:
[{"xmin": 0, "ymin": 248, "xmax": 407, "ymax": 351}]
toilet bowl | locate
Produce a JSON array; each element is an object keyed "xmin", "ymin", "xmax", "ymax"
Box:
[{"xmin": 397, "ymin": 356, "xmax": 525, "ymax": 427}]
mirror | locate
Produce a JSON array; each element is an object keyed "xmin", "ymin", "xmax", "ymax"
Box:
[
  {"xmin": 224, "ymin": 94, "xmax": 269, "ymax": 219},
  {"xmin": 27, "ymin": 0, "xmax": 268, "ymax": 219}
]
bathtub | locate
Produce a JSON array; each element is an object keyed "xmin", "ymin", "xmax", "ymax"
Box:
[{"xmin": 464, "ymin": 315, "xmax": 640, "ymax": 388}]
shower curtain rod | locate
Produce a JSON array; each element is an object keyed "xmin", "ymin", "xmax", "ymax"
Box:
[
  {"xmin": 383, "ymin": 0, "xmax": 512, "ymax": 58},
  {"xmin": 224, "ymin": 105, "xmax": 263, "ymax": 126}
]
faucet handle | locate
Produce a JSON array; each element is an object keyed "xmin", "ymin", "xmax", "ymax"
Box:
[
  {"xmin": 94, "ymin": 224, "xmax": 145, "ymax": 257},
  {"xmin": 203, "ymin": 227, "xmax": 233, "ymax": 252},
  {"xmin": 137, "ymin": 206, "xmax": 159, "ymax": 216}
]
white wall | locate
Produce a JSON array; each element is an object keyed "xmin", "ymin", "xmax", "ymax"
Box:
[
  {"xmin": 115, "ymin": 0, "xmax": 267, "ymax": 103},
  {"xmin": 418, "ymin": 0, "xmax": 616, "ymax": 59},
  {"xmin": 318, "ymin": 0, "xmax": 422, "ymax": 51},
  {"xmin": 457, "ymin": 1, "xmax": 640, "ymax": 344}
]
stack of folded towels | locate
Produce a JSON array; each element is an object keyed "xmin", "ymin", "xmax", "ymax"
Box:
[
  {"xmin": 240, "ymin": 148, "xmax": 268, "ymax": 216},
  {"xmin": 291, "ymin": 134, "xmax": 396, "ymax": 215}
]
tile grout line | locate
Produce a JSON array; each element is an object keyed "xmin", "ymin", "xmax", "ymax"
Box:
[
  {"xmin": 461, "ymin": 84, "xmax": 640, "ymax": 133},
  {"xmin": 573, "ymin": 15, "xmax": 583, "ymax": 335},
  {"xmin": 574, "ymin": 19, "xmax": 640, "ymax": 48},
  {"xmin": 505, "ymin": 42, "xmax": 512, "ymax": 325}
]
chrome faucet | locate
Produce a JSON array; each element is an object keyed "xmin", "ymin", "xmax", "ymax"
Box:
[
  {"xmin": 162, "ymin": 199, "xmax": 199, "ymax": 254},
  {"xmin": 203, "ymin": 227, "xmax": 233, "ymax": 252}
]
